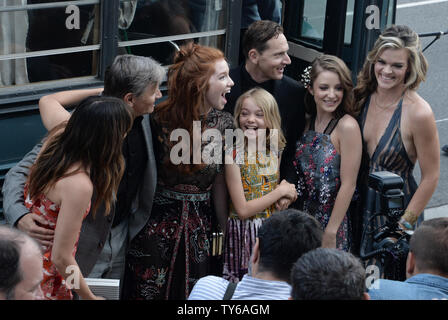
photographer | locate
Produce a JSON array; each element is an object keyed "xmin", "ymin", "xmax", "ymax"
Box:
[{"xmin": 368, "ymin": 218, "xmax": 448, "ymax": 300}]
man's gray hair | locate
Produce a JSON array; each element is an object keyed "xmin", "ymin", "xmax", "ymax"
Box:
[{"xmin": 104, "ymin": 54, "xmax": 166, "ymax": 99}]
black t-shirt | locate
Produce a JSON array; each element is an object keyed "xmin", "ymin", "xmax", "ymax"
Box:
[{"xmin": 240, "ymin": 66, "xmax": 275, "ymax": 102}]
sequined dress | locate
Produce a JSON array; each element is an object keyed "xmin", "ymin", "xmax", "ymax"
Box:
[{"xmin": 293, "ymin": 117, "xmax": 350, "ymax": 251}]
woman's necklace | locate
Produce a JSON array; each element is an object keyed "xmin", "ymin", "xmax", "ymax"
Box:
[{"xmin": 373, "ymin": 92, "xmax": 403, "ymax": 111}]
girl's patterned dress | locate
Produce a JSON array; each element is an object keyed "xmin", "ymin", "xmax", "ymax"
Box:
[
  {"xmin": 223, "ymin": 150, "xmax": 279, "ymax": 282},
  {"xmin": 122, "ymin": 108, "xmax": 234, "ymax": 300},
  {"xmin": 24, "ymin": 186, "xmax": 89, "ymax": 300},
  {"xmin": 293, "ymin": 117, "xmax": 351, "ymax": 251}
]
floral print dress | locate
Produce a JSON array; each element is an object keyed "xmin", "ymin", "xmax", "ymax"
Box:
[
  {"xmin": 24, "ymin": 186, "xmax": 89, "ymax": 300},
  {"xmin": 293, "ymin": 117, "xmax": 351, "ymax": 251}
]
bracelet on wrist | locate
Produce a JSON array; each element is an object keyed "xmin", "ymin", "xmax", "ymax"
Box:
[
  {"xmin": 402, "ymin": 209, "xmax": 418, "ymax": 225},
  {"xmin": 399, "ymin": 217, "xmax": 414, "ymax": 230}
]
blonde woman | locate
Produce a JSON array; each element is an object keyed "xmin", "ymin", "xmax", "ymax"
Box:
[
  {"xmin": 223, "ymin": 87, "xmax": 297, "ymax": 282},
  {"xmin": 354, "ymin": 25, "xmax": 439, "ymax": 232}
]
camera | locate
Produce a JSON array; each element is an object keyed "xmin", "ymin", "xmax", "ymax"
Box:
[
  {"xmin": 367, "ymin": 171, "xmax": 404, "ymax": 223},
  {"xmin": 360, "ymin": 171, "xmax": 411, "ymax": 281}
]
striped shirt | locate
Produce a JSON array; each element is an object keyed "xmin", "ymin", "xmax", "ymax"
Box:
[{"xmin": 188, "ymin": 274, "xmax": 292, "ymax": 300}]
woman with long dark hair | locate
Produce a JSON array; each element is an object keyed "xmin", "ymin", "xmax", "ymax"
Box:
[{"xmin": 26, "ymin": 95, "xmax": 133, "ymax": 299}]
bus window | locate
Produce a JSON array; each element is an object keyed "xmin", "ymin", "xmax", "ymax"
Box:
[
  {"xmin": 0, "ymin": 1, "xmax": 101, "ymax": 88},
  {"xmin": 386, "ymin": 0, "xmax": 396, "ymax": 26},
  {"xmin": 301, "ymin": 0, "xmax": 326, "ymax": 45},
  {"xmin": 344, "ymin": 0, "xmax": 355, "ymax": 45},
  {"xmin": 117, "ymin": 0, "xmax": 228, "ymax": 66}
]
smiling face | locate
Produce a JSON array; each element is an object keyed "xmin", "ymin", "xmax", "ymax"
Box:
[
  {"xmin": 238, "ymin": 97, "xmax": 267, "ymax": 140},
  {"xmin": 374, "ymin": 48, "xmax": 409, "ymax": 91},
  {"xmin": 251, "ymin": 33, "xmax": 291, "ymax": 82},
  {"xmin": 309, "ymin": 70, "xmax": 344, "ymax": 115},
  {"xmin": 205, "ymin": 58, "xmax": 234, "ymax": 111}
]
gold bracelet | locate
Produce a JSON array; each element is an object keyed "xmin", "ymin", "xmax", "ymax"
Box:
[{"xmin": 402, "ymin": 209, "xmax": 418, "ymax": 225}]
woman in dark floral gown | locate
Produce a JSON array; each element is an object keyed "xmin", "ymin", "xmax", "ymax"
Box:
[{"xmin": 122, "ymin": 44, "xmax": 234, "ymax": 300}]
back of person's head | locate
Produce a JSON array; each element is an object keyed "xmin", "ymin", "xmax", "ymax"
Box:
[
  {"xmin": 0, "ymin": 227, "xmax": 43, "ymax": 300},
  {"xmin": 103, "ymin": 54, "xmax": 165, "ymax": 99},
  {"xmin": 303, "ymin": 54, "xmax": 357, "ymax": 118},
  {"xmin": 28, "ymin": 96, "xmax": 133, "ymax": 216},
  {"xmin": 409, "ymin": 218, "xmax": 448, "ymax": 275},
  {"xmin": 242, "ymin": 20, "xmax": 284, "ymax": 59},
  {"xmin": 257, "ymin": 209, "xmax": 323, "ymax": 282},
  {"xmin": 234, "ymin": 87, "xmax": 286, "ymax": 151},
  {"xmin": 290, "ymin": 248, "xmax": 367, "ymax": 300}
]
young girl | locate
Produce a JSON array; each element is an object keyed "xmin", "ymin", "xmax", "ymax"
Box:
[
  {"xmin": 223, "ymin": 87, "xmax": 297, "ymax": 282},
  {"xmin": 292, "ymin": 54, "xmax": 362, "ymax": 252},
  {"xmin": 25, "ymin": 95, "xmax": 133, "ymax": 299}
]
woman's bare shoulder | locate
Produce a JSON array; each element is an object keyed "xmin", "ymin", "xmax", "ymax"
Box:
[
  {"xmin": 56, "ymin": 170, "xmax": 93, "ymax": 199},
  {"xmin": 405, "ymin": 91, "xmax": 434, "ymax": 120},
  {"xmin": 337, "ymin": 114, "xmax": 361, "ymax": 133}
]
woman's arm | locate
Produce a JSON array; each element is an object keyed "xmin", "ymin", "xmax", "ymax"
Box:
[
  {"xmin": 323, "ymin": 117, "xmax": 362, "ymax": 248},
  {"xmin": 225, "ymin": 154, "xmax": 296, "ymax": 220},
  {"xmin": 39, "ymin": 88, "xmax": 103, "ymax": 131},
  {"xmin": 403, "ymin": 102, "xmax": 439, "ymax": 226},
  {"xmin": 50, "ymin": 173, "xmax": 102, "ymax": 300}
]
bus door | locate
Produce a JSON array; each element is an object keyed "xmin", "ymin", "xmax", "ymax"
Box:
[{"xmin": 282, "ymin": 0, "xmax": 397, "ymax": 81}]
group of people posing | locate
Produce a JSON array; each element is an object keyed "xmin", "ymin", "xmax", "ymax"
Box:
[{"xmin": 1, "ymin": 20, "xmax": 440, "ymax": 300}]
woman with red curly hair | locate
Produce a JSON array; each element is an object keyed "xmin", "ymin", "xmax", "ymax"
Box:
[{"xmin": 123, "ymin": 44, "xmax": 234, "ymax": 300}]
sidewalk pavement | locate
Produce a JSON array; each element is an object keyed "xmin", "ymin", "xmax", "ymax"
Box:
[{"xmin": 424, "ymin": 205, "xmax": 448, "ymax": 220}]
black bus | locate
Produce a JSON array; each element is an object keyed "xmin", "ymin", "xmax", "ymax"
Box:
[{"xmin": 0, "ymin": 0, "xmax": 397, "ymax": 216}]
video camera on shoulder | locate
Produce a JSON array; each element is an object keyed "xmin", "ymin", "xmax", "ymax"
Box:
[{"xmin": 368, "ymin": 171, "xmax": 405, "ymax": 222}]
